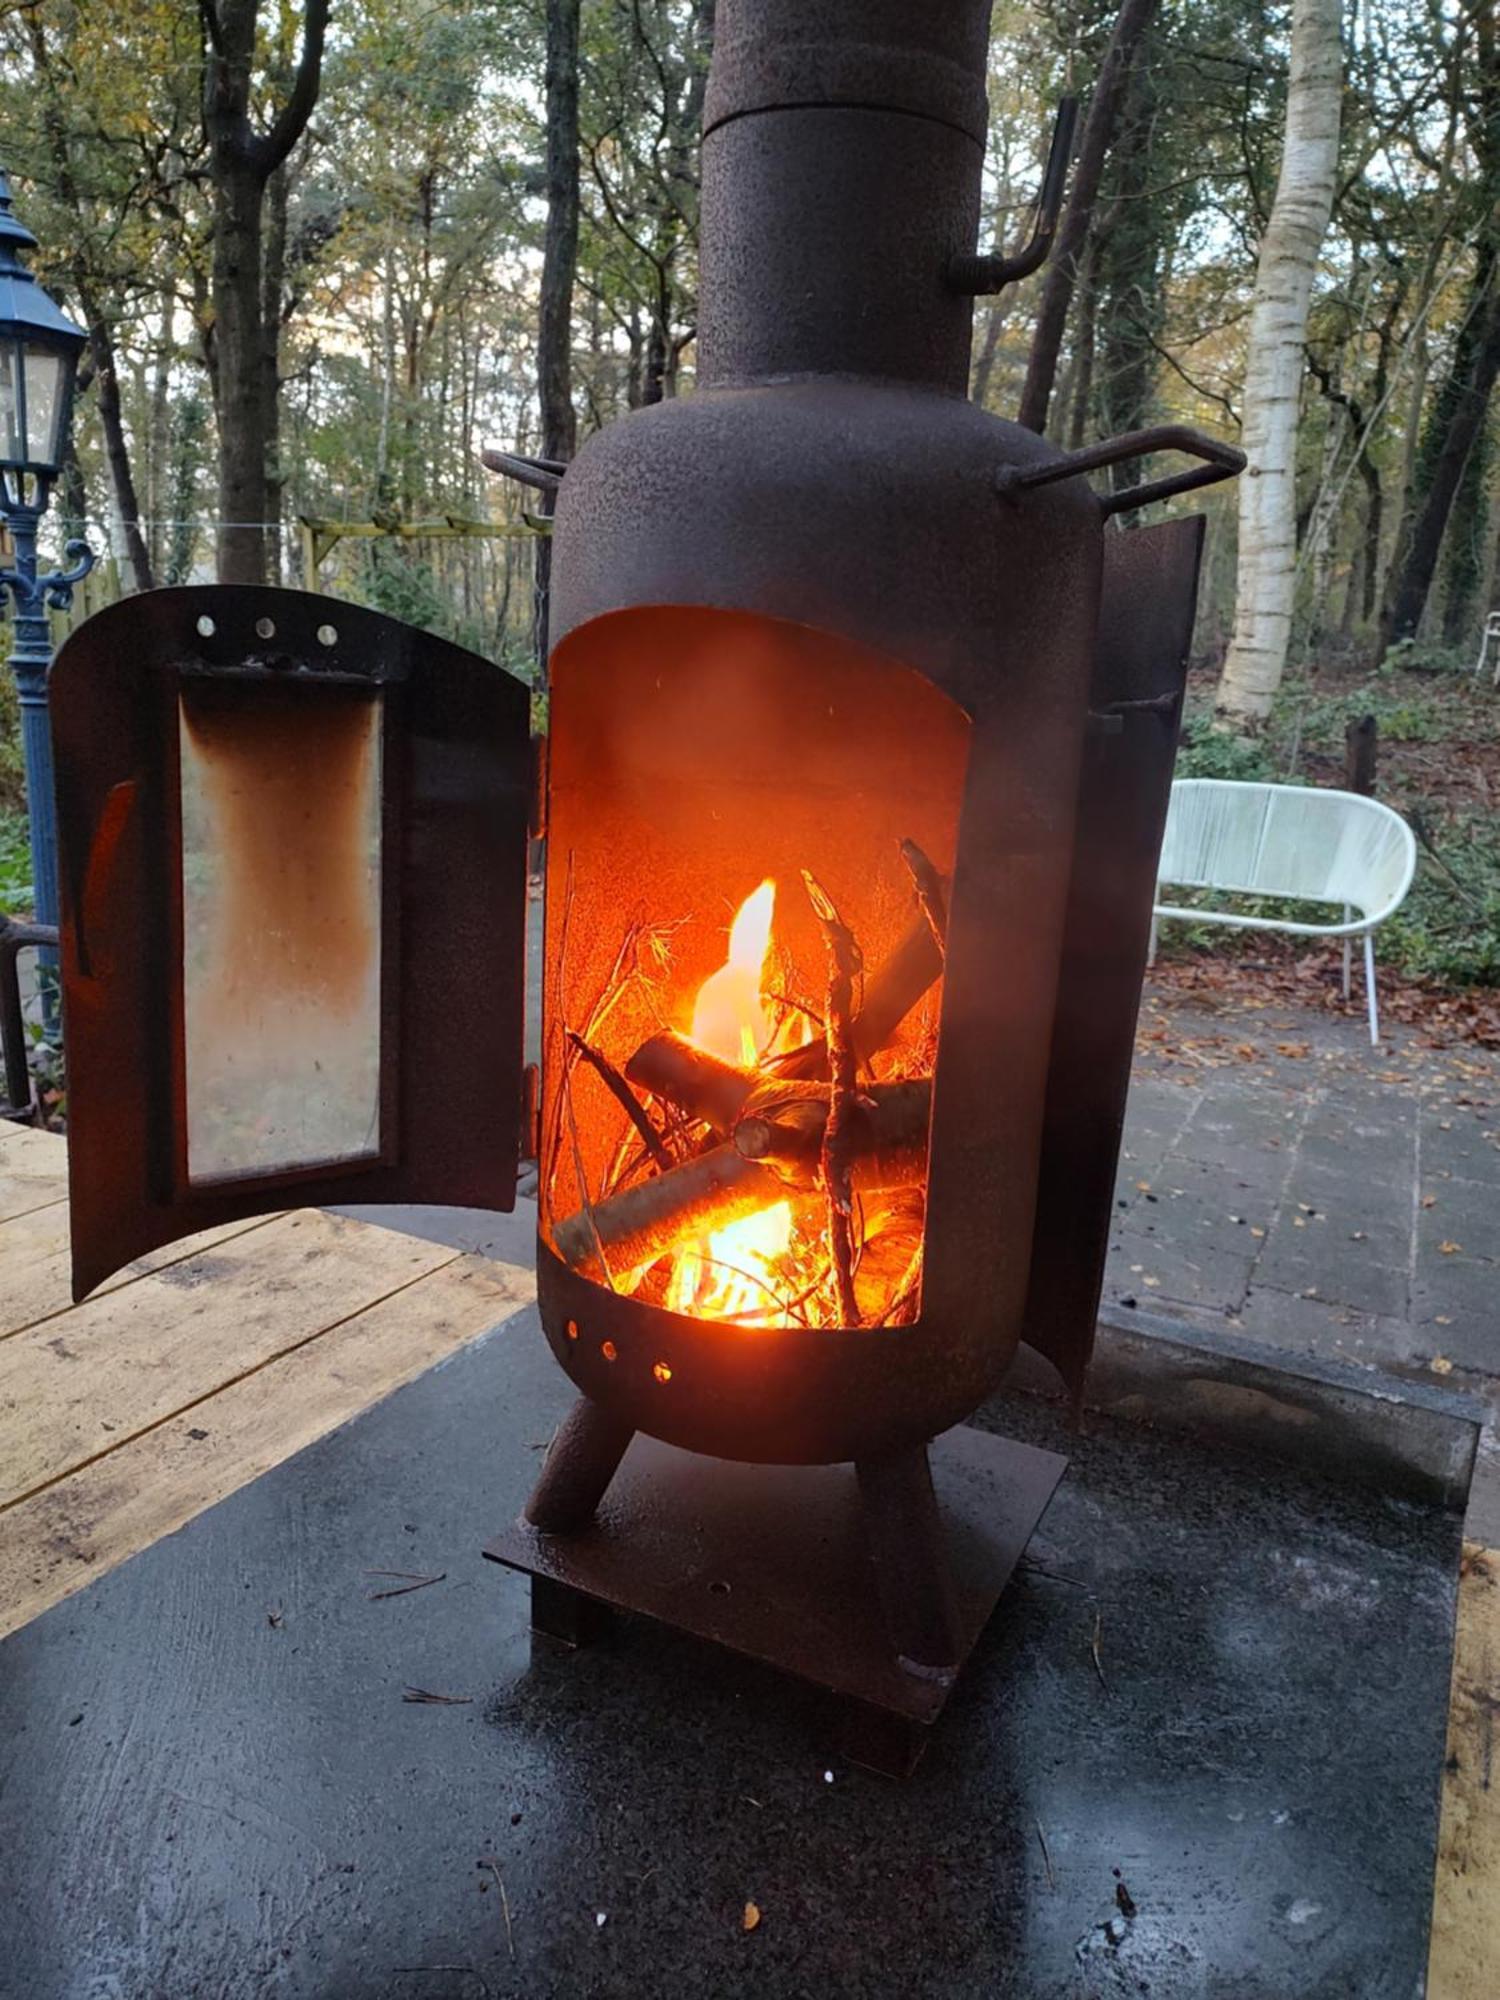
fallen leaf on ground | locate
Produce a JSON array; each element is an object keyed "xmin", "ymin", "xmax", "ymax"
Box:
[
  {"xmin": 1439, "ymin": 1241, "xmax": 1462, "ymax": 1255},
  {"xmin": 743, "ymin": 1903, "xmax": 762, "ymax": 1933},
  {"xmin": 1431, "ymin": 1356, "xmax": 1454, "ymax": 1375}
]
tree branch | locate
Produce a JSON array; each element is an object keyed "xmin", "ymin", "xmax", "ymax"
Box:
[{"xmin": 255, "ymin": 0, "xmax": 330, "ymax": 178}]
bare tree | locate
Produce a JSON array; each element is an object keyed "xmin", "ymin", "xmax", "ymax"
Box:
[
  {"xmin": 1383, "ymin": 6, "xmax": 1500, "ymax": 649},
  {"xmin": 1017, "ymin": 0, "xmax": 1159, "ymax": 437},
  {"xmin": 199, "ymin": 0, "xmax": 329, "ymax": 584},
  {"xmin": 1215, "ymin": 0, "xmax": 1342, "ymax": 729}
]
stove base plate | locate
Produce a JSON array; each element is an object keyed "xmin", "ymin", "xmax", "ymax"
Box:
[{"xmin": 484, "ymin": 1423, "xmax": 1067, "ymax": 1775}]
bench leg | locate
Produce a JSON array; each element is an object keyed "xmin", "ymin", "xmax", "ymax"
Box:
[
  {"xmin": 1147, "ymin": 913, "xmax": 1159, "ymax": 968},
  {"xmin": 1342, "ymin": 906, "xmax": 1352, "ymax": 1001},
  {"xmin": 1365, "ymin": 932, "xmax": 1379, "ymax": 1047}
]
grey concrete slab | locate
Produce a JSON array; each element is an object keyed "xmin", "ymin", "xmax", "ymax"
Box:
[
  {"xmin": 1231, "ymin": 1286, "xmax": 1422, "ymax": 1368},
  {"xmin": 1113, "ymin": 992, "xmax": 1500, "ymax": 1531},
  {"xmin": 1419, "ymin": 1112, "xmax": 1500, "ymax": 1187},
  {"xmin": 1109, "ymin": 1229, "xmax": 1253, "ymax": 1314},
  {"xmin": 1253, "ymin": 1240, "xmax": 1411, "ymax": 1319}
]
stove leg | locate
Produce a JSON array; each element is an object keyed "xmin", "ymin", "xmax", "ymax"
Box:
[
  {"xmin": 524, "ymin": 1394, "xmax": 635, "ymax": 1532},
  {"xmin": 856, "ymin": 1444, "xmax": 961, "ymax": 1682}
]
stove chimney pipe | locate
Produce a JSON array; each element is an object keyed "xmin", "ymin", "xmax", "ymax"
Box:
[{"xmin": 696, "ymin": 0, "xmax": 996, "ymax": 394}]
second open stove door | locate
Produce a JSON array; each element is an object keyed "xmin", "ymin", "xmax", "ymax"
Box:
[
  {"xmin": 51, "ymin": 586, "xmax": 531, "ymax": 1301},
  {"xmin": 1023, "ymin": 515, "xmax": 1207, "ymax": 1399}
]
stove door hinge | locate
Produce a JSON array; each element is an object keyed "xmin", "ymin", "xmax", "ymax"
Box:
[
  {"xmin": 529, "ymin": 732, "xmax": 548, "ymax": 841},
  {"xmin": 1086, "ymin": 689, "xmax": 1181, "ymax": 738},
  {"xmin": 522, "ymin": 1062, "xmax": 542, "ymax": 1165}
]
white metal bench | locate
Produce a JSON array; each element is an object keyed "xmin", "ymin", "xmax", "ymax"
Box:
[
  {"xmin": 1149, "ymin": 778, "xmax": 1417, "ymax": 1046},
  {"xmin": 1475, "ymin": 610, "xmax": 1500, "ymax": 687}
]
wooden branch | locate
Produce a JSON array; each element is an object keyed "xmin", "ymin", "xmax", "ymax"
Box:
[
  {"xmin": 566, "ymin": 1030, "xmax": 671, "ymax": 1171},
  {"xmin": 625, "ymin": 1031, "xmax": 757, "ymax": 1135},
  {"xmin": 552, "ymin": 1146, "xmax": 782, "ymax": 1282},
  {"xmin": 803, "ymin": 871, "xmax": 861, "ymax": 1326},
  {"xmin": 899, "ymin": 839, "xmax": 948, "ymax": 959},
  {"xmin": 256, "ymin": 0, "xmax": 332, "ymax": 178},
  {"xmin": 763, "ymin": 896, "xmax": 946, "ymax": 1082},
  {"xmin": 733, "ymin": 1080, "xmax": 930, "ymax": 1191}
]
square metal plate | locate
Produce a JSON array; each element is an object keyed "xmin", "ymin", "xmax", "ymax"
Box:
[{"xmin": 485, "ymin": 1424, "xmax": 1066, "ymax": 1767}]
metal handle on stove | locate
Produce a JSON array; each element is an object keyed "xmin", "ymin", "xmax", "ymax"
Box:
[{"xmin": 995, "ymin": 424, "xmax": 1246, "ymax": 516}]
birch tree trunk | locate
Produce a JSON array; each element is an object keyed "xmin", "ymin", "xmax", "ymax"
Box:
[{"xmin": 1214, "ymin": 0, "xmax": 1342, "ymax": 729}]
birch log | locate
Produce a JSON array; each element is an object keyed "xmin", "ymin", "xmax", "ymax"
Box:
[{"xmin": 1214, "ymin": 0, "xmax": 1342, "ymax": 729}]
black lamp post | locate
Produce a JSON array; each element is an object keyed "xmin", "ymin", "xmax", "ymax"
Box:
[{"xmin": 0, "ymin": 167, "xmax": 93, "ymax": 1011}]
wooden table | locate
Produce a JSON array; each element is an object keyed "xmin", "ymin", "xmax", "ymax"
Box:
[{"xmin": 0, "ymin": 1122, "xmax": 533, "ymax": 1640}]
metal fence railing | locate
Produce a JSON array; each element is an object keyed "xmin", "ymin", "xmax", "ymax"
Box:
[{"xmin": 0, "ymin": 915, "xmax": 55, "ymax": 1122}]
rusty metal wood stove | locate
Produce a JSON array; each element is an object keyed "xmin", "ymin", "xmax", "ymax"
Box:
[{"xmin": 48, "ymin": 0, "xmax": 1241, "ymax": 1773}]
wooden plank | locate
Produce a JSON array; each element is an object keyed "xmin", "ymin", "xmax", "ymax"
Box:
[
  {"xmin": 0, "ymin": 1253, "xmax": 533, "ymax": 1639},
  {"xmin": 0, "ymin": 1209, "xmax": 461, "ymax": 1510},
  {"xmin": 0, "ymin": 1122, "xmax": 68, "ymax": 1222},
  {"xmin": 0, "ymin": 1201, "xmax": 284, "ymax": 1342},
  {"xmin": 1429, "ymin": 1541, "xmax": 1500, "ymax": 2000}
]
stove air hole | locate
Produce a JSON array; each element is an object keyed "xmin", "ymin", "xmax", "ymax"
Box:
[
  {"xmin": 255, "ymin": 616, "xmax": 276, "ymax": 640},
  {"xmin": 565, "ymin": 1319, "xmax": 579, "ymax": 1341},
  {"xmin": 708, "ymin": 1579, "xmax": 731, "ymax": 1597},
  {"xmin": 601, "ymin": 1339, "xmax": 618, "ymax": 1362},
  {"xmin": 652, "ymin": 1361, "xmax": 672, "ymax": 1384},
  {"xmin": 317, "ymin": 623, "xmax": 338, "ymax": 647},
  {"xmin": 196, "ymin": 615, "xmax": 215, "ymax": 638}
]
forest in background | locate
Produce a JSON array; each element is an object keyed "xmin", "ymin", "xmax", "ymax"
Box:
[{"xmin": 1, "ymin": 0, "xmax": 1498, "ymax": 991}]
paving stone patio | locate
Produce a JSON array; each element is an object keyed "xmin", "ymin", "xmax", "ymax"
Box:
[{"xmin": 1110, "ymin": 985, "xmax": 1500, "ymax": 1532}]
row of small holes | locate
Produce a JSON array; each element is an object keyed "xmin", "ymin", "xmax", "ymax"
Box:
[
  {"xmin": 564, "ymin": 1319, "xmax": 671, "ymax": 1383},
  {"xmin": 194, "ymin": 613, "xmax": 339, "ymax": 647}
]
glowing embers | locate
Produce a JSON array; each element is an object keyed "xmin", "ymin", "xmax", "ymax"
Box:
[{"xmin": 548, "ymin": 856, "xmax": 943, "ymax": 1332}]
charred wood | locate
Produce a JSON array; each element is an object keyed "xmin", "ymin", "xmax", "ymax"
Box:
[
  {"xmin": 732, "ymin": 1079, "xmax": 929, "ymax": 1193},
  {"xmin": 625, "ymin": 1031, "xmax": 758, "ymax": 1134},
  {"xmin": 553, "ymin": 1079, "xmax": 931, "ymax": 1282}
]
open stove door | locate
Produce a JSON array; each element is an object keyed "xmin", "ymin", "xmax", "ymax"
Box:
[
  {"xmin": 50, "ymin": 586, "xmax": 531, "ymax": 1301},
  {"xmin": 1023, "ymin": 514, "xmax": 1206, "ymax": 1400}
]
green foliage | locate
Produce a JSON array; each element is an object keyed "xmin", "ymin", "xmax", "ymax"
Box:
[
  {"xmin": 1174, "ymin": 716, "xmax": 1277, "ymax": 783},
  {"xmin": 1383, "ymin": 811, "xmax": 1500, "ymax": 987},
  {"xmin": 0, "ymin": 675, "xmax": 25, "ymax": 816},
  {"xmin": 0, "ymin": 810, "xmax": 32, "ymax": 915},
  {"xmin": 360, "ymin": 539, "xmax": 445, "ymax": 632},
  {"xmin": 1288, "ymin": 685, "xmax": 1449, "ymax": 745},
  {"xmin": 1379, "ymin": 638, "xmax": 1472, "ymax": 679}
]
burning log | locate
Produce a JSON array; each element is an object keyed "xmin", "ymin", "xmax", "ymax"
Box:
[
  {"xmin": 732, "ymin": 1079, "xmax": 929, "ymax": 1190},
  {"xmin": 553, "ymin": 1078, "xmax": 932, "ymax": 1282},
  {"xmin": 625, "ymin": 1030, "xmax": 757, "ymax": 1136},
  {"xmin": 553, "ymin": 1145, "xmax": 782, "ymax": 1283}
]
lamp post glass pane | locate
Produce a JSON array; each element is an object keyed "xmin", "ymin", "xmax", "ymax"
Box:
[
  {"xmin": 0, "ymin": 341, "xmax": 19, "ymax": 464},
  {"xmin": 22, "ymin": 347, "xmax": 62, "ymax": 470}
]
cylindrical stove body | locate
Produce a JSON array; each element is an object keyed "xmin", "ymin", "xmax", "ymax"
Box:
[{"xmin": 536, "ymin": 0, "xmax": 1104, "ymax": 1464}]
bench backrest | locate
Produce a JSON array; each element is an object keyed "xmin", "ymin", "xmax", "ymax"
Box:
[{"xmin": 1158, "ymin": 779, "xmax": 1416, "ymax": 922}]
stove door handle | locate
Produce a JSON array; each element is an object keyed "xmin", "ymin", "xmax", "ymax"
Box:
[{"xmin": 995, "ymin": 424, "xmax": 1246, "ymax": 516}]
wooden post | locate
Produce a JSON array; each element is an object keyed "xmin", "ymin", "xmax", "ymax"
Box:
[{"xmin": 1344, "ymin": 712, "xmax": 1378, "ymax": 795}]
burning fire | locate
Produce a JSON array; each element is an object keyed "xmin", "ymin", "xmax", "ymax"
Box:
[{"xmin": 664, "ymin": 881, "xmax": 795, "ymax": 1322}]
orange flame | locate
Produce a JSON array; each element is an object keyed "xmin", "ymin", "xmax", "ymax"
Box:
[{"xmin": 665, "ymin": 881, "xmax": 793, "ymax": 1321}]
